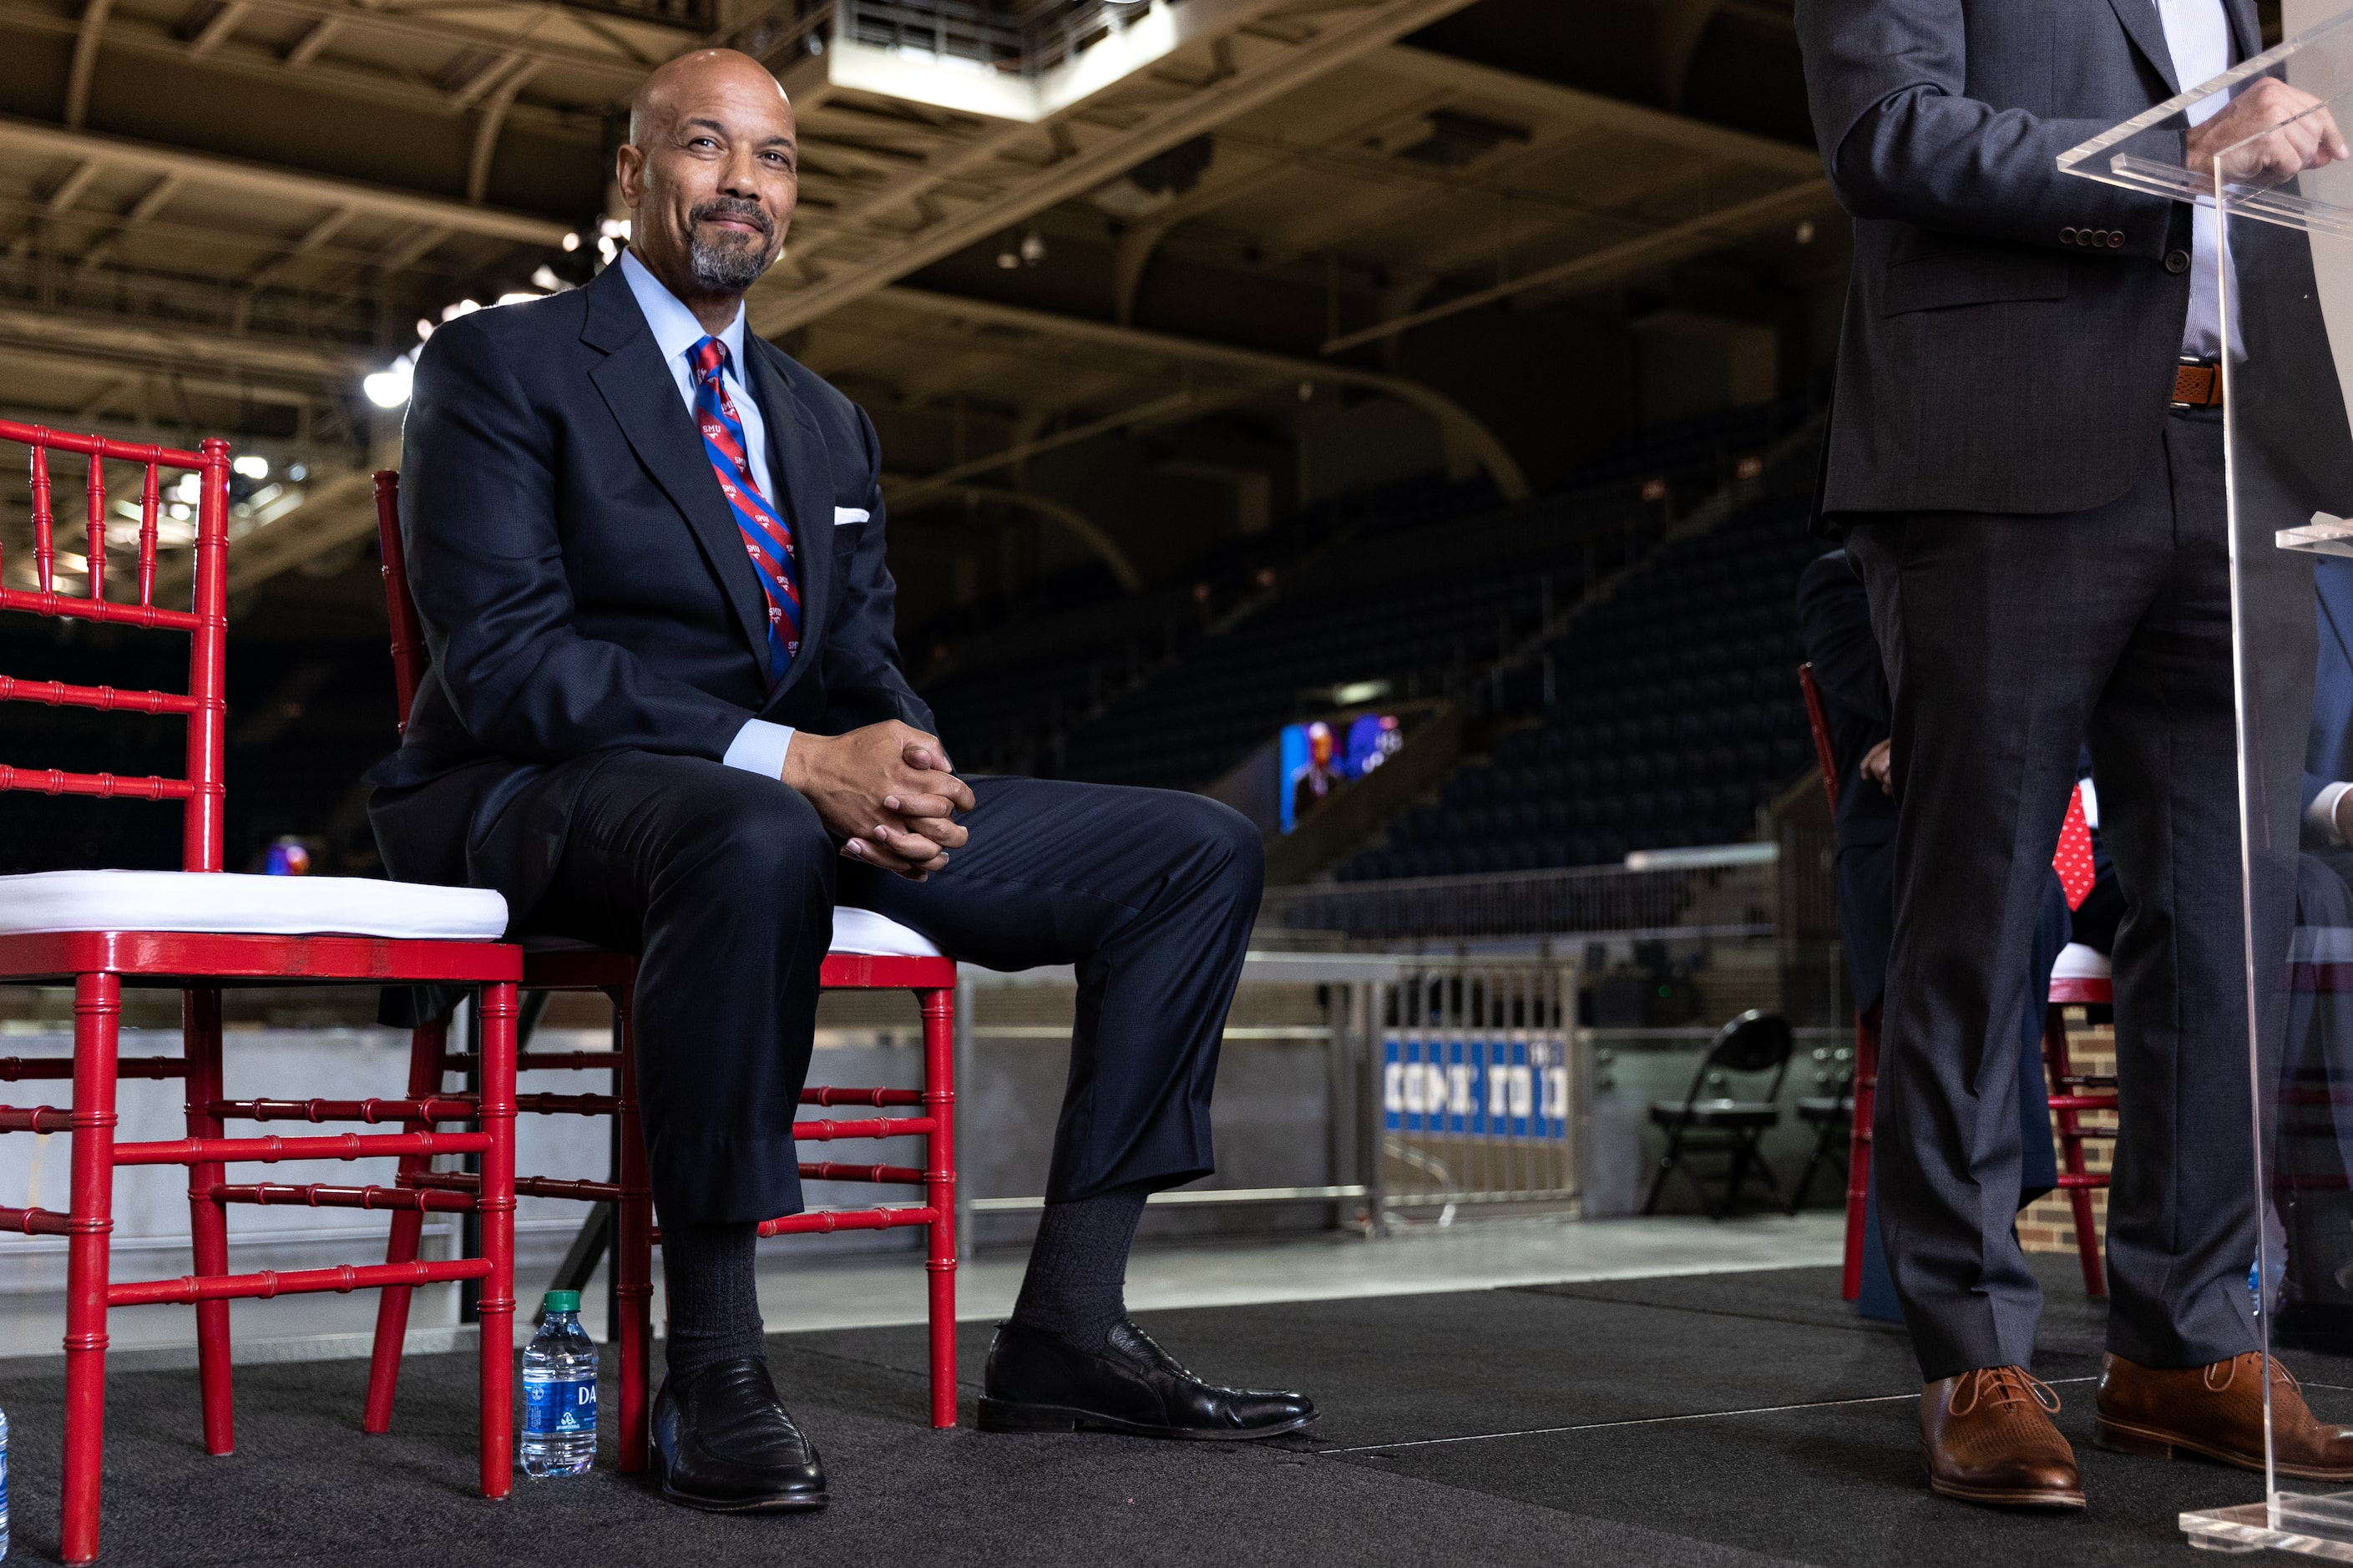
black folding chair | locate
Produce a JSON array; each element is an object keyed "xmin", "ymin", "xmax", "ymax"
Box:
[
  {"xmin": 1791, "ymin": 1081, "xmax": 1854, "ymax": 1211},
  {"xmin": 1642, "ymin": 1010, "xmax": 1796, "ymax": 1218}
]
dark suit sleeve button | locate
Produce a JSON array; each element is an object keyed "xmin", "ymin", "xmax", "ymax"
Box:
[
  {"xmin": 2166, "ymin": 248, "xmax": 2191, "ymax": 273},
  {"xmin": 2061, "ymin": 226, "xmax": 2079, "ymax": 244},
  {"xmin": 2108, "ymin": 230, "xmax": 2123, "ymax": 247}
]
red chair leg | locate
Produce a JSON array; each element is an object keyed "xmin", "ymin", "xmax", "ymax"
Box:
[
  {"xmin": 476, "ymin": 984, "xmax": 519, "ymax": 1499},
  {"xmin": 614, "ymin": 984, "xmax": 653, "ymax": 1474},
  {"xmin": 182, "ymin": 985, "xmax": 235, "ymax": 1456},
  {"xmin": 921, "ymin": 986, "xmax": 959, "ymax": 1429},
  {"xmin": 62, "ymin": 971, "xmax": 121, "ymax": 1567},
  {"xmin": 2043, "ymin": 1006, "xmax": 2108, "ymax": 1298},
  {"xmin": 1841, "ymin": 1009, "xmax": 1878, "ymax": 1302},
  {"xmin": 364, "ymin": 1018, "xmax": 449, "ymax": 1434}
]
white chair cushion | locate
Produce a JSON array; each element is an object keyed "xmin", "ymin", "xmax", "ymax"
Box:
[
  {"xmin": 522, "ymin": 908, "xmax": 940, "ymax": 959},
  {"xmin": 829, "ymin": 908, "xmax": 943, "ymax": 959},
  {"xmin": 0, "ymin": 870, "xmax": 509, "ymax": 942},
  {"xmin": 2052, "ymin": 942, "xmax": 2112, "ymax": 982}
]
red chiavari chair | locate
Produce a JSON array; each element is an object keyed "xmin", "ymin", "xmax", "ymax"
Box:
[
  {"xmin": 0, "ymin": 425, "xmax": 521, "ymax": 1564},
  {"xmin": 2044, "ymin": 926, "xmax": 2117, "ymax": 1297},
  {"xmin": 1801, "ymin": 666, "xmax": 2118, "ymax": 1299},
  {"xmin": 1799, "ymin": 665, "xmax": 1877, "ymax": 1301},
  {"xmin": 361, "ymin": 469, "xmax": 960, "ymax": 1463}
]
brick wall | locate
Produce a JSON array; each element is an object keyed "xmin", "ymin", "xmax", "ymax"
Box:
[{"xmin": 2017, "ymin": 1009, "xmax": 2116, "ymax": 1256}]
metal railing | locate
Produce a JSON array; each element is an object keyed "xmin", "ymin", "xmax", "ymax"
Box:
[
  {"xmin": 1260, "ymin": 853, "xmax": 1779, "ymax": 945},
  {"xmin": 835, "ymin": 0, "xmax": 1163, "ymax": 76},
  {"xmin": 952, "ymin": 950, "xmax": 1586, "ymax": 1242},
  {"xmin": 1368, "ymin": 958, "xmax": 1581, "ymax": 1223}
]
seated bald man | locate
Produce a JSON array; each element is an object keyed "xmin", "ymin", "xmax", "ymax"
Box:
[{"xmin": 366, "ymin": 48, "xmax": 1315, "ymax": 1512}]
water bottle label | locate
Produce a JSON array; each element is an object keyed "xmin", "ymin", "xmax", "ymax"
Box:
[{"xmin": 524, "ymin": 1377, "xmax": 596, "ymax": 1437}]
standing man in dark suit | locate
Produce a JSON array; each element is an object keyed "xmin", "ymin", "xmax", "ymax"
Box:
[
  {"xmin": 1796, "ymin": 0, "xmax": 2353, "ymax": 1510},
  {"xmin": 367, "ymin": 48, "xmax": 1313, "ymax": 1515}
]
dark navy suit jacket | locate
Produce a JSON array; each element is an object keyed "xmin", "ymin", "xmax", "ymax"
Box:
[
  {"xmin": 1794, "ymin": 0, "xmax": 2241, "ymax": 518},
  {"xmin": 366, "ymin": 261, "xmax": 930, "ymax": 920}
]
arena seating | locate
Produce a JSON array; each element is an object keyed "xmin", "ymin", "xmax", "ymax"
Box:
[
  {"xmin": 1053, "ymin": 402, "xmax": 1818, "ymax": 798},
  {"xmin": 918, "ymin": 473, "xmax": 1500, "ymax": 775},
  {"xmin": 0, "ymin": 629, "xmax": 395, "ymax": 876},
  {"xmin": 1338, "ymin": 495, "xmax": 1821, "ymax": 880}
]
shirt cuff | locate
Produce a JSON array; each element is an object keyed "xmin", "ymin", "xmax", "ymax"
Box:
[
  {"xmin": 722, "ymin": 718, "xmax": 795, "ymax": 781},
  {"xmin": 2310, "ymin": 781, "xmax": 2353, "ymax": 846}
]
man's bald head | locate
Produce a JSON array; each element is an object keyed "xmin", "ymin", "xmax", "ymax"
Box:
[
  {"xmin": 630, "ymin": 48, "xmax": 787, "ymax": 147},
  {"xmin": 615, "ymin": 48, "xmax": 798, "ymax": 328}
]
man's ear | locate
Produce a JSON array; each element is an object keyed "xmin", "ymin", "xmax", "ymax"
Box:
[{"xmin": 615, "ymin": 142, "xmax": 646, "ymax": 211}]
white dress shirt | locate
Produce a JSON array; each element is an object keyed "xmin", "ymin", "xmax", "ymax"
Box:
[
  {"xmin": 2158, "ymin": 0, "xmax": 2234, "ymax": 359},
  {"xmin": 619, "ymin": 248, "xmax": 796, "ymax": 779}
]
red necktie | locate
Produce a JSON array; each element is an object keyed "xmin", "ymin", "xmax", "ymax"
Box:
[{"xmin": 2054, "ymin": 783, "xmax": 2097, "ymax": 912}]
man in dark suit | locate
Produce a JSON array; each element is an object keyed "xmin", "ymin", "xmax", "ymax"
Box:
[
  {"xmin": 367, "ymin": 48, "xmax": 1313, "ymax": 1514},
  {"xmin": 1796, "ymin": 0, "xmax": 2353, "ymax": 1510},
  {"xmin": 1797, "ymin": 549, "xmax": 2062, "ymax": 1268}
]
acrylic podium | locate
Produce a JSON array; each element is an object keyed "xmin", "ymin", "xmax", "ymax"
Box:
[{"xmin": 2063, "ymin": 8, "xmax": 2353, "ymax": 1555}]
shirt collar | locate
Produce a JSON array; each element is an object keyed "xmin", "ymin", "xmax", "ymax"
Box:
[{"xmin": 620, "ymin": 247, "xmax": 748, "ymax": 382}]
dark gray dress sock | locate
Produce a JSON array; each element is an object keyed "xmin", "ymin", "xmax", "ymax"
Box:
[
  {"xmin": 1009, "ymin": 1181, "xmax": 1153, "ymax": 1349},
  {"xmin": 661, "ymin": 1221, "xmax": 767, "ymax": 1381}
]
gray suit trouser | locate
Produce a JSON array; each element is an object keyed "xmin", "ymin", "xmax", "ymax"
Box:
[{"xmin": 1849, "ymin": 408, "xmax": 2312, "ymax": 1379}]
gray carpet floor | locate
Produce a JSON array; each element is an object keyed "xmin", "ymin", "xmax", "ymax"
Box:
[{"xmin": 0, "ymin": 1253, "xmax": 2325, "ymax": 1565}]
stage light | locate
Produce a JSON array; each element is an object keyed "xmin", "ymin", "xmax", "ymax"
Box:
[
  {"xmin": 531, "ymin": 265, "xmax": 563, "ymax": 290},
  {"xmin": 287, "ymin": 464, "xmax": 307, "ymax": 482},
  {"xmin": 232, "ymin": 455, "xmax": 269, "ymax": 479},
  {"xmin": 174, "ymin": 473, "xmax": 200, "ymax": 503},
  {"xmin": 997, "ymin": 235, "xmax": 1021, "ymax": 269},
  {"xmin": 364, "ymin": 357, "xmax": 415, "ymax": 408},
  {"xmin": 1795, "ymin": 220, "xmax": 1817, "ymax": 245},
  {"xmin": 1297, "ymin": 382, "xmax": 1315, "ymax": 402},
  {"xmin": 1020, "ymin": 229, "xmax": 1048, "ymax": 266},
  {"xmin": 561, "ymin": 231, "xmax": 582, "ymax": 252},
  {"xmin": 497, "ymin": 291, "xmax": 541, "ymax": 306}
]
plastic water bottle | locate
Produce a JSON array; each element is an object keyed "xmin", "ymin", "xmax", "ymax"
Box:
[{"xmin": 519, "ymin": 1290, "xmax": 596, "ymax": 1478}]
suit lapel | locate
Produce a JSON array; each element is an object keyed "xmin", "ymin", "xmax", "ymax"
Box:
[
  {"xmin": 2108, "ymin": 0, "xmax": 2181, "ymax": 93},
  {"xmin": 2225, "ymin": 0, "xmax": 2260, "ymax": 66},
  {"xmin": 580, "ymin": 268, "xmax": 773, "ymax": 672},
  {"xmin": 746, "ymin": 341, "xmax": 833, "ymax": 712}
]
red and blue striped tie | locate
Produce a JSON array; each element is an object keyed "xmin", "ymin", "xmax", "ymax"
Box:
[{"xmin": 689, "ymin": 335, "xmax": 800, "ymax": 680}]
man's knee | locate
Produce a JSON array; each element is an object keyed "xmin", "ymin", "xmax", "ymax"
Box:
[
  {"xmin": 1163, "ymin": 792, "xmax": 1264, "ymax": 903},
  {"xmin": 666, "ymin": 766, "xmax": 833, "ymax": 899}
]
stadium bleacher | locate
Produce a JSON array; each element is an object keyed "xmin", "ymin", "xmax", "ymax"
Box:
[
  {"xmin": 928, "ymin": 399, "xmax": 1818, "ymax": 797},
  {"xmin": 1338, "ymin": 495, "xmax": 1822, "ymax": 880}
]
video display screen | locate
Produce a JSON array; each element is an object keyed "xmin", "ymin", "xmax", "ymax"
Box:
[{"xmin": 1278, "ymin": 711, "xmax": 1402, "ymax": 833}]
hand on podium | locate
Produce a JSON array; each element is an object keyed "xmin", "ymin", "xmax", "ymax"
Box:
[
  {"xmin": 782, "ymin": 721, "xmax": 974, "ymax": 879},
  {"xmin": 2187, "ymin": 76, "xmax": 2350, "ymax": 188}
]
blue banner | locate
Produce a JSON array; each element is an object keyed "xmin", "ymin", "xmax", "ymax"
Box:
[{"xmin": 1381, "ymin": 1034, "xmax": 1570, "ymax": 1140}]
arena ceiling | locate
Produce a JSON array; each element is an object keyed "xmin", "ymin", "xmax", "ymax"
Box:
[{"xmin": 0, "ymin": 0, "xmax": 1833, "ymax": 614}]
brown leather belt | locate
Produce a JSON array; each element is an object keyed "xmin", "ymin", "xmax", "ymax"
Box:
[{"xmin": 2172, "ymin": 357, "xmax": 2224, "ymax": 409}]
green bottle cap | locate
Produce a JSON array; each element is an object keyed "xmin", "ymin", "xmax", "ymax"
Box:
[{"xmin": 543, "ymin": 1290, "xmax": 581, "ymax": 1313}]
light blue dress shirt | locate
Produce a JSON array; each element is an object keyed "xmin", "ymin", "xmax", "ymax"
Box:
[
  {"xmin": 2156, "ymin": 0, "xmax": 2234, "ymax": 360},
  {"xmin": 619, "ymin": 248, "xmax": 796, "ymax": 779}
]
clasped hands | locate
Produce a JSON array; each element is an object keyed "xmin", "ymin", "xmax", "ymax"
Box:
[{"xmin": 781, "ymin": 721, "xmax": 973, "ymax": 879}]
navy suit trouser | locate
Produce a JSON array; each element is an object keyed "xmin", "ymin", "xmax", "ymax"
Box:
[
  {"xmin": 492, "ymin": 752, "xmax": 1264, "ymax": 1227},
  {"xmin": 1848, "ymin": 409, "xmax": 2313, "ymax": 1379}
]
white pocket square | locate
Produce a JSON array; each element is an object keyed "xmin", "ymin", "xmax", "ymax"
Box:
[{"xmin": 833, "ymin": 507, "xmax": 870, "ymax": 526}]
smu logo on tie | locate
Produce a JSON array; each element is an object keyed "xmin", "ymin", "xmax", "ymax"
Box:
[{"xmin": 1384, "ymin": 1035, "xmax": 1570, "ymax": 1140}]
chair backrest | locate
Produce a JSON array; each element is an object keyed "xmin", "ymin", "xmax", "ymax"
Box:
[
  {"xmin": 1797, "ymin": 663, "xmax": 1839, "ymax": 812},
  {"xmin": 372, "ymin": 469, "xmax": 427, "ymax": 732},
  {"xmin": 1672, "ymin": 1008, "xmax": 1796, "ymax": 1107},
  {"xmin": 0, "ymin": 422, "xmax": 235, "ymax": 872}
]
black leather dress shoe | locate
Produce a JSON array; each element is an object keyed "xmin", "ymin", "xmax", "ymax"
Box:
[
  {"xmin": 979, "ymin": 1318, "xmax": 1318, "ymax": 1440},
  {"xmin": 650, "ymin": 1358, "xmax": 828, "ymax": 1512}
]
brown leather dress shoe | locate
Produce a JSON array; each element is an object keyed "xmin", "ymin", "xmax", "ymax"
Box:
[
  {"xmin": 2096, "ymin": 1351, "xmax": 2353, "ymax": 1480},
  {"xmin": 1920, "ymin": 1366, "xmax": 2085, "ymax": 1509}
]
